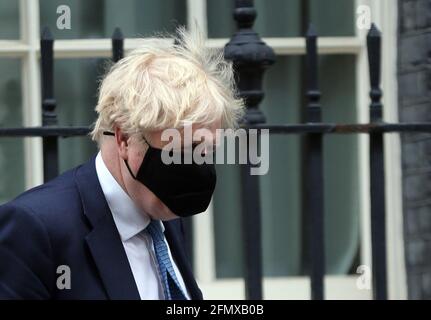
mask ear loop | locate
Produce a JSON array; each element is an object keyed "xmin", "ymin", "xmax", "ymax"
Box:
[
  {"xmin": 102, "ymin": 131, "xmax": 139, "ymax": 180},
  {"xmin": 126, "ymin": 133, "xmax": 156, "ymax": 180},
  {"xmin": 105, "ymin": 130, "xmax": 151, "ymax": 146},
  {"xmin": 124, "ymin": 159, "xmax": 138, "ymax": 180},
  {"xmin": 141, "ymin": 134, "xmax": 151, "ymax": 147}
]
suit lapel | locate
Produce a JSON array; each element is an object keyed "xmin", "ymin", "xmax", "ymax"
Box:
[
  {"xmin": 85, "ymin": 215, "xmax": 140, "ymax": 300},
  {"xmin": 74, "ymin": 154, "xmax": 140, "ymax": 300}
]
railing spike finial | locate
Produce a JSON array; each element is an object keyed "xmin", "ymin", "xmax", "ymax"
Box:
[
  {"xmin": 112, "ymin": 27, "xmax": 123, "ymax": 40},
  {"xmin": 368, "ymin": 23, "xmax": 382, "ymax": 37},
  {"xmin": 40, "ymin": 26, "xmax": 56, "ymax": 122},
  {"xmin": 305, "ymin": 23, "xmax": 321, "ymax": 122},
  {"xmin": 306, "ymin": 23, "xmax": 317, "ymax": 38},
  {"xmin": 367, "ymin": 23, "xmax": 383, "ymax": 121},
  {"xmin": 225, "ymin": 0, "xmax": 275, "ymax": 125},
  {"xmin": 233, "ymin": 0, "xmax": 257, "ymax": 29},
  {"xmin": 112, "ymin": 27, "xmax": 124, "ymax": 63},
  {"xmin": 41, "ymin": 26, "xmax": 53, "ymax": 41}
]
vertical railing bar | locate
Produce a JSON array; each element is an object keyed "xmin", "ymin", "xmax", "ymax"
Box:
[
  {"xmin": 240, "ymin": 158, "xmax": 263, "ymax": 299},
  {"xmin": 367, "ymin": 23, "xmax": 388, "ymax": 300},
  {"xmin": 304, "ymin": 23, "xmax": 325, "ymax": 300},
  {"xmin": 112, "ymin": 27, "xmax": 124, "ymax": 62},
  {"xmin": 40, "ymin": 27, "xmax": 58, "ymax": 182},
  {"xmin": 299, "ymin": 0, "xmax": 311, "ymax": 276}
]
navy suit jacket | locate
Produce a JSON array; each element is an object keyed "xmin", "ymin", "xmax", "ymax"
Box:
[{"xmin": 0, "ymin": 154, "xmax": 203, "ymax": 300}]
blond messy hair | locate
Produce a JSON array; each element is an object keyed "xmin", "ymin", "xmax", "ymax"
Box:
[{"xmin": 90, "ymin": 25, "xmax": 245, "ymax": 144}]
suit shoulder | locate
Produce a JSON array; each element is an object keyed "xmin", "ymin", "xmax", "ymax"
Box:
[
  {"xmin": 0, "ymin": 201, "xmax": 55, "ymax": 298},
  {"xmin": 2, "ymin": 164, "xmax": 84, "ymax": 228}
]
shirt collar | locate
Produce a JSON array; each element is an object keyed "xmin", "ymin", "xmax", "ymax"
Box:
[{"xmin": 95, "ymin": 151, "xmax": 165, "ymax": 241}]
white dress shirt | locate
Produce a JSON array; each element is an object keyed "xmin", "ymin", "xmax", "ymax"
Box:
[{"xmin": 95, "ymin": 152, "xmax": 190, "ymax": 300}]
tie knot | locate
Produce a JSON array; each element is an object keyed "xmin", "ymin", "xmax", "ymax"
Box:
[{"xmin": 146, "ymin": 220, "xmax": 164, "ymax": 243}]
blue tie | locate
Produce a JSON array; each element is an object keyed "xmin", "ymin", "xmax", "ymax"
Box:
[{"xmin": 146, "ymin": 220, "xmax": 187, "ymax": 300}]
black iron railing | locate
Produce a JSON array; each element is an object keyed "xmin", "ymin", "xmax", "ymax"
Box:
[{"xmin": 1, "ymin": 0, "xmax": 431, "ymax": 300}]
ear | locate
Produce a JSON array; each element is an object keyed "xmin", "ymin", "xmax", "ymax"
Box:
[{"xmin": 114, "ymin": 126, "xmax": 129, "ymax": 160}]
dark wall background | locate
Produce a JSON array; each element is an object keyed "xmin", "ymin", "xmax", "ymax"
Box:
[{"xmin": 398, "ymin": 0, "xmax": 431, "ymax": 300}]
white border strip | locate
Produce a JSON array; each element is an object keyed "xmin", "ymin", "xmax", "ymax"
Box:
[{"xmin": 20, "ymin": 0, "xmax": 43, "ymax": 189}]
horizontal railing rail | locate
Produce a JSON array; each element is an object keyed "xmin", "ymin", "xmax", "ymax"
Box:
[{"xmin": 1, "ymin": 123, "xmax": 431, "ymax": 137}]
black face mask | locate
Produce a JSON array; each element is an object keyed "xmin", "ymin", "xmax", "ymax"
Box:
[{"xmin": 103, "ymin": 131, "xmax": 217, "ymax": 217}]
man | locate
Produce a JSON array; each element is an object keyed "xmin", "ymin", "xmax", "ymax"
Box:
[{"xmin": 0, "ymin": 26, "xmax": 244, "ymax": 299}]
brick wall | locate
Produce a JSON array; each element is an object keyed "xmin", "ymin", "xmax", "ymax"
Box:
[{"xmin": 398, "ymin": 0, "xmax": 431, "ymax": 300}]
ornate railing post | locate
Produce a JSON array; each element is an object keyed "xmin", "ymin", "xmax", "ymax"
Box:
[
  {"xmin": 304, "ymin": 24, "xmax": 325, "ymax": 300},
  {"xmin": 41, "ymin": 27, "xmax": 58, "ymax": 182},
  {"xmin": 225, "ymin": 0, "xmax": 275, "ymax": 125},
  {"xmin": 224, "ymin": 0, "xmax": 275, "ymax": 300},
  {"xmin": 367, "ymin": 23, "xmax": 388, "ymax": 300}
]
